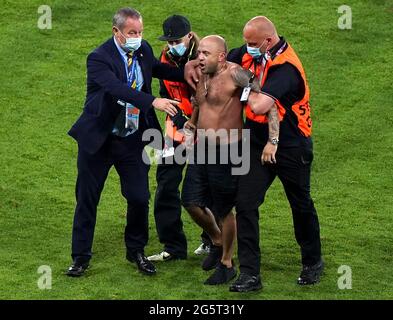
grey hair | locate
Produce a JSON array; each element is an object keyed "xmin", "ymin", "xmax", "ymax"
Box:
[{"xmin": 112, "ymin": 7, "xmax": 142, "ymax": 30}]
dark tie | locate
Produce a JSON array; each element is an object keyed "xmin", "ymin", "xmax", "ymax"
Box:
[{"xmin": 127, "ymin": 52, "xmax": 137, "ymax": 89}]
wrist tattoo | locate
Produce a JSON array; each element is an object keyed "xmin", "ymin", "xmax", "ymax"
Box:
[{"xmin": 268, "ymin": 105, "xmax": 280, "ymax": 140}]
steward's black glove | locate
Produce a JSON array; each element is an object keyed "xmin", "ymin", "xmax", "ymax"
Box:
[{"xmin": 170, "ymin": 106, "xmax": 188, "ymax": 129}]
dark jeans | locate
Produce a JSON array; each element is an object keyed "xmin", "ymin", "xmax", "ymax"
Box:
[
  {"xmin": 236, "ymin": 141, "xmax": 321, "ymax": 276},
  {"xmin": 71, "ymin": 133, "xmax": 150, "ymax": 264},
  {"xmin": 154, "ymin": 158, "xmax": 187, "ymax": 258}
]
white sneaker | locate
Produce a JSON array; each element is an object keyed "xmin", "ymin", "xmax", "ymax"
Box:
[
  {"xmin": 194, "ymin": 243, "xmax": 210, "ymax": 255},
  {"xmin": 147, "ymin": 251, "xmax": 174, "ymax": 262}
]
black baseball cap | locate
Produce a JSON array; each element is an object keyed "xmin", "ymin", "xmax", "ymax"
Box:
[{"xmin": 158, "ymin": 15, "xmax": 191, "ymax": 41}]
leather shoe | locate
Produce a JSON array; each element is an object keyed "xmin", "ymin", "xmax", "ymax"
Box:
[
  {"xmin": 127, "ymin": 252, "xmax": 156, "ymax": 275},
  {"xmin": 65, "ymin": 262, "xmax": 89, "ymax": 277},
  {"xmin": 297, "ymin": 259, "xmax": 324, "ymax": 285},
  {"xmin": 229, "ymin": 273, "xmax": 262, "ymax": 292}
]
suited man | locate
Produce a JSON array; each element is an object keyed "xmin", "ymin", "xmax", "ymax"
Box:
[{"xmin": 66, "ymin": 7, "xmax": 188, "ymax": 277}]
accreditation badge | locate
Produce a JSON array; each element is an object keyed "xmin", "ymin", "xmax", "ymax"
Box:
[{"xmin": 125, "ymin": 103, "xmax": 140, "ymax": 131}]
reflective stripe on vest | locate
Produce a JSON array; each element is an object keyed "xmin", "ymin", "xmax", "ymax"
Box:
[
  {"xmin": 160, "ymin": 52, "xmax": 194, "ymax": 142},
  {"xmin": 242, "ymin": 44, "xmax": 312, "ymax": 137}
]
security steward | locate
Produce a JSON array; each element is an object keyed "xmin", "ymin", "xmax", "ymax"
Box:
[
  {"xmin": 148, "ymin": 15, "xmax": 203, "ymax": 262},
  {"xmin": 227, "ymin": 16, "xmax": 323, "ymax": 292}
]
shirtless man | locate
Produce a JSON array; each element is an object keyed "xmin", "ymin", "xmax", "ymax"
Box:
[{"xmin": 181, "ymin": 35, "xmax": 279, "ymax": 285}]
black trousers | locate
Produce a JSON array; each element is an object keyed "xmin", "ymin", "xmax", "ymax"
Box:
[
  {"xmin": 236, "ymin": 141, "xmax": 321, "ymax": 276},
  {"xmin": 71, "ymin": 133, "xmax": 150, "ymax": 264},
  {"xmin": 153, "ymin": 159, "xmax": 188, "ymax": 258}
]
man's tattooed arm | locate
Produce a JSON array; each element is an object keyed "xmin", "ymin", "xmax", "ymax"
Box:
[
  {"xmin": 231, "ymin": 65, "xmax": 261, "ymax": 92},
  {"xmin": 261, "ymin": 104, "xmax": 280, "ymax": 164},
  {"xmin": 268, "ymin": 105, "xmax": 280, "ymax": 141}
]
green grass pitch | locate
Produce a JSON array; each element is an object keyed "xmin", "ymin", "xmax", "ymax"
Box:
[{"xmin": 0, "ymin": 0, "xmax": 392, "ymax": 299}]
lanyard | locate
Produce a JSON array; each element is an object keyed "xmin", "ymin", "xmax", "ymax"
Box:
[
  {"xmin": 125, "ymin": 55, "xmax": 140, "ymax": 131},
  {"xmin": 258, "ymin": 56, "xmax": 268, "ymax": 88},
  {"xmin": 257, "ymin": 42, "xmax": 287, "ymax": 88}
]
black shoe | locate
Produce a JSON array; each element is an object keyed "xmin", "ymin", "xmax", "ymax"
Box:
[
  {"xmin": 229, "ymin": 273, "xmax": 262, "ymax": 292},
  {"xmin": 202, "ymin": 245, "xmax": 222, "ymax": 271},
  {"xmin": 204, "ymin": 262, "xmax": 237, "ymax": 285},
  {"xmin": 127, "ymin": 252, "xmax": 156, "ymax": 275},
  {"xmin": 65, "ymin": 262, "xmax": 89, "ymax": 277},
  {"xmin": 297, "ymin": 259, "xmax": 324, "ymax": 285}
]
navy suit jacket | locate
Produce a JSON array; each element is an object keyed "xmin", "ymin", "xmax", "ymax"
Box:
[{"xmin": 68, "ymin": 38, "xmax": 184, "ymax": 154}]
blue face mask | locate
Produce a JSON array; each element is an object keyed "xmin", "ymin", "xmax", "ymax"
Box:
[
  {"xmin": 119, "ymin": 31, "xmax": 142, "ymax": 52},
  {"xmin": 124, "ymin": 37, "xmax": 142, "ymax": 52},
  {"xmin": 169, "ymin": 42, "xmax": 187, "ymax": 57},
  {"xmin": 247, "ymin": 46, "xmax": 262, "ymax": 58},
  {"xmin": 247, "ymin": 40, "xmax": 267, "ymax": 59}
]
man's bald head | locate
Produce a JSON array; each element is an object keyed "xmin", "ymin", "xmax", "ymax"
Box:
[
  {"xmin": 243, "ymin": 16, "xmax": 280, "ymax": 56},
  {"xmin": 198, "ymin": 35, "xmax": 228, "ymax": 74},
  {"xmin": 200, "ymin": 35, "xmax": 228, "ymax": 54},
  {"xmin": 244, "ymin": 16, "xmax": 277, "ymax": 38}
]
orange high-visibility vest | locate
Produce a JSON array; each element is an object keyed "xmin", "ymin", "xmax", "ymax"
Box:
[
  {"xmin": 160, "ymin": 52, "xmax": 193, "ymax": 143},
  {"xmin": 242, "ymin": 43, "xmax": 312, "ymax": 137}
]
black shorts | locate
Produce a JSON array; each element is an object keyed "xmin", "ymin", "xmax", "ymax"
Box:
[{"xmin": 181, "ymin": 141, "xmax": 241, "ymax": 219}]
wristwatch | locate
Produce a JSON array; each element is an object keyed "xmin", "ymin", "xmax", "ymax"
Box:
[{"xmin": 269, "ymin": 137, "xmax": 279, "ymax": 145}]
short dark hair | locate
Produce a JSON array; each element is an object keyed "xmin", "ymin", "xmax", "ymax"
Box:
[{"xmin": 113, "ymin": 7, "xmax": 142, "ymax": 30}]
